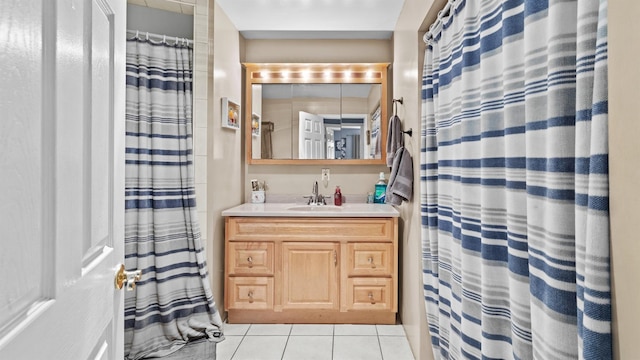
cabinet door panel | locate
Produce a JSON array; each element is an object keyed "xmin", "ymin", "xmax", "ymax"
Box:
[{"xmin": 282, "ymin": 242, "xmax": 339, "ymax": 310}]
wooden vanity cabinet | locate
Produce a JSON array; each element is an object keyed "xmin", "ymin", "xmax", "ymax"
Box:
[{"xmin": 224, "ymin": 216, "xmax": 398, "ymax": 324}]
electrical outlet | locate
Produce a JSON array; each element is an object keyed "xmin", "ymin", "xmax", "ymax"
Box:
[{"xmin": 321, "ymin": 168, "xmax": 330, "ymax": 181}]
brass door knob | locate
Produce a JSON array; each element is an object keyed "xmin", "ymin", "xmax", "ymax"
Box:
[{"xmin": 114, "ymin": 264, "xmax": 142, "ymax": 291}]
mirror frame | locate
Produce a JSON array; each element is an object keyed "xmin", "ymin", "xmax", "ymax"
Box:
[{"xmin": 243, "ymin": 63, "xmax": 390, "ymax": 165}]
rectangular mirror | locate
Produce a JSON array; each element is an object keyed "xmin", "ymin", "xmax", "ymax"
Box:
[{"xmin": 244, "ymin": 63, "xmax": 389, "ymax": 165}]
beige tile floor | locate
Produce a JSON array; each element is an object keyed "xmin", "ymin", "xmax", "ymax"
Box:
[{"xmin": 217, "ymin": 323, "xmax": 415, "ymax": 360}]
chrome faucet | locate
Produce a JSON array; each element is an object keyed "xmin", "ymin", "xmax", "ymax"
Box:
[{"xmin": 305, "ymin": 181, "xmax": 326, "ymax": 205}]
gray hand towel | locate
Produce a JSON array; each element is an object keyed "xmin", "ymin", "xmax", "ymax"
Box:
[
  {"xmin": 386, "ymin": 115, "xmax": 404, "ymax": 167},
  {"xmin": 386, "ymin": 146, "xmax": 413, "ymax": 206}
]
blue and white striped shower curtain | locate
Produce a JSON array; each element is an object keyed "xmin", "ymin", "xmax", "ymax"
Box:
[
  {"xmin": 420, "ymin": 0, "xmax": 610, "ymax": 359},
  {"xmin": 124, "ymin": 36, "xmax": 224, "ymax": 359}
]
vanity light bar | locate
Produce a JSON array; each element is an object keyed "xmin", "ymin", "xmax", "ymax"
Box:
[
  {"xmin": 245, "ymin": 63, "xmax": 388, "ymax": 83},
  {"xmin": 252, "ymin": 71, "xmax": 380, "ymax": 80}
]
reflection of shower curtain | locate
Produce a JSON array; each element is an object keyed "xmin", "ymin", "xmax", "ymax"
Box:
[
  {"xmin": 420, "ymin": 0, "xmax": 610, "ymax": 359},
  {"xmin": 124, "ymin": 33, "xmax": 224, "ymax": 359},
  {"xmin": 261, "ymin": 121, "xmax": 274, "ymax": 159}
]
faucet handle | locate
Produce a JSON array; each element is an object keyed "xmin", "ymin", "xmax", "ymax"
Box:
[{"xmin": 303, "ymin": 195, "xmax": 314, "ymax": 205}]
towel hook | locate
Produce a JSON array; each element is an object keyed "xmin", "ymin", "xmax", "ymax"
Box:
[
  {"xmin": 392, "ymin": 97, "xmax": 404, "ymax": 116},
  {"xmin": 391, "ymin": 97, "xmax": 411, "ymax": 137}
]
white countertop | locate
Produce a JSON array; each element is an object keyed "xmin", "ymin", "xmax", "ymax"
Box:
[{"xmin": 221, "ymin": 202, "xmax": 400, "ymax": 218}]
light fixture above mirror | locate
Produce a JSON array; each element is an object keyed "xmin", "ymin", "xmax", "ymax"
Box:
[{"xmin": 244, "ymin": 63, "xmax": 390, "ymax": 165}]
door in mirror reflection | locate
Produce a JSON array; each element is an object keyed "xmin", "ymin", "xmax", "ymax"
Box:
[{"xmin": 299, "ymin": 111, "xmax": 325, "ymax": 159}]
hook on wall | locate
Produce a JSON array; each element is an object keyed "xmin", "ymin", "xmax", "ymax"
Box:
[
  {"xmin": 392, "ymin": 97, "xmax": 411, "ymax": 137},
  {"xmin": 392, "ymin": 97, "xmax": 404, "ymax": 116}
]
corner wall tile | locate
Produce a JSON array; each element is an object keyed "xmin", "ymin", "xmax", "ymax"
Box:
[
  {"xmin": 194, "ymin": 155, "xmax": 207, "ymax": 184},
  {"xmin": 195, "ymin": 183, "xmax": 207, "ymax": 207},
  {"xmin": 193, "ymin": 99, "xmax": 208, "ymax": 129},
  {"xmin": 195, "ymin": 0, "xmax": 208, "ymax": 16},
  {"xmin": 193, "ymin": 70, "xmax": 208, "ymax": 100},
  {"xmin": 194, "ymin": 14, "xmax": 208, "ymax": 40},
  {"xmin": 194, "ymin": 128, "xmax": 207, "ymax": 156}
]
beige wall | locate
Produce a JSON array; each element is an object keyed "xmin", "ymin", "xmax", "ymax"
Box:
[
  {"xmin": 608, "ymin": 1, "xmax": 640, "ymax": 359},
  {"xmin": 392, "ymin": 1, "xmax": 442, "ymax": 359},
  {"xmin": 204, "ymin": 1, "xmax": 244, "ymax": 307},
  {"xmin": 244, "ymin": 39, "xmax": 392, "ymax": 64}
]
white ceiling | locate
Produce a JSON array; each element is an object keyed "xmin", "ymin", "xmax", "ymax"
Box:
[{"xmin": 215, "ymin": 0, "xmax": 406, "ymax": 39}]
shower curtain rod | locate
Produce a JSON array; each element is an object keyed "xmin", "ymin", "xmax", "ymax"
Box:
[
  {"xmin": 423, "ymin": 0, "xmax": 454, "ymax": 44},
  {"xmin": 126, "ymin": 29, "xmax": 193, "ymax": 46}
]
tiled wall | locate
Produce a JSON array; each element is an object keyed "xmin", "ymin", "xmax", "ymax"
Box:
[{"xmin": 191, "ymin": 0, "xmax": 209, "ymax": 257}]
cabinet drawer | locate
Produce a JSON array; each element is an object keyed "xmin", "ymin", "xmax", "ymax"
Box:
[
  {"xmin": 228, "ymin": 242, "xmax": 274, "ymax": 275},
  {"xmin": 227, "ymin": 217, "xmax": 394, "ymax": 242},
  {"xmin": 228, "ymin": 277, "xmax": 274, "ymax": 310},
  {"xmin": 346, "ymin": 278, "xmax": 393, "ymax": 311},
  {"xmin": 347, "ymin": 243, "xmax": 393, "ymax": 276}
]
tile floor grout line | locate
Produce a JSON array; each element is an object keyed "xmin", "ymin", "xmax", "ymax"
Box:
[
  {"xmin": 228, "ymin": 324, "xmax": 249, "ymax": 360},
  {"xmin": 279, "ymin": 324, "xmax": 293, "ymax": 360},
  {"xmin": 375, "ymin": 325, "xmax": 386, "ymax": 360},
  {"xmin": 331, "ymin": 324, "xmax": 335, "ymax": 360}
]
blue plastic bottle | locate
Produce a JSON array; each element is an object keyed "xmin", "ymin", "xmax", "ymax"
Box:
[{"xmin": 374, "ymin": 172, "xmax": 387, "ymax": 203}]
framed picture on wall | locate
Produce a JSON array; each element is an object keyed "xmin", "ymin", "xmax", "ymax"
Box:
[
  {"xmin": 251, "ymin": 113, "xmax": 261, "ymax": 137},
  {"xmin": 221, "ymin": 97, "xmax": 240, "ymax": 130}
]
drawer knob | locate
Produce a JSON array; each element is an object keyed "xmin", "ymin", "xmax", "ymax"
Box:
[
  {"xmin": 247, "ymin": 256, "xmax": 253, "ymax": 268},
  {"xmin": 368, "ymin": 292, "xmax": 376, "ymax": 304},
  {"xmin": 248, "ymin": 290, "xmax": 254, "ymax": 303},
  {"xmin": 368, "ymin": 257, "xmax": 376, "ymax": 268}
]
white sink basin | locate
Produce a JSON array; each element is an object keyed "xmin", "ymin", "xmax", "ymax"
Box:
[
  {"xmin": 221, "ymin": 202, "xmax": 399, "ymax": 218},
  {"xmin": 287, "ymin": 205, "xmax": 342, "ymax": 212}
]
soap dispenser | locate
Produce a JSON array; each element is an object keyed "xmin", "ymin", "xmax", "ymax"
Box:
[{"xmin": 334, "ymin": 186, "xmax": 342, "ymax": 206}]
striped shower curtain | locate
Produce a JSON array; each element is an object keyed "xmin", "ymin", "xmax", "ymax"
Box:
[
  {"xmin": 124, "ymin": 36, "xmax": 224, "ymax": 359},
  {"xmin": 420, "ymin": 0, "xmax": 610, "ymax": 359}
]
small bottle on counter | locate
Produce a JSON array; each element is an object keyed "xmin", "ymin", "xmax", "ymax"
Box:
[
  {"xmin": 367, "ymin": 192, "xmax": 374, "ymax": 203},
  {"xmin": 374, "ymin": 172, "xmax": 387, "ymax": 204},
  {"xmin": 334, "ymin": 186, "xmax": 342, "ymax": 206}
]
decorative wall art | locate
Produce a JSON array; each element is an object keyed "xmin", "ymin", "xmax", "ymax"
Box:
[{"xmin": 221, "ymin": 97, "xmax": 240, "ymax": 130}]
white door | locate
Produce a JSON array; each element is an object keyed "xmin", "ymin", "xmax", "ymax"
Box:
[
  {"xmin": 298, "ymin": 111, "xmax": 325, "ymax": 159},
  {"xmin": 0, "ymin": 0, "xmax": 126, "ymax": 359}
]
